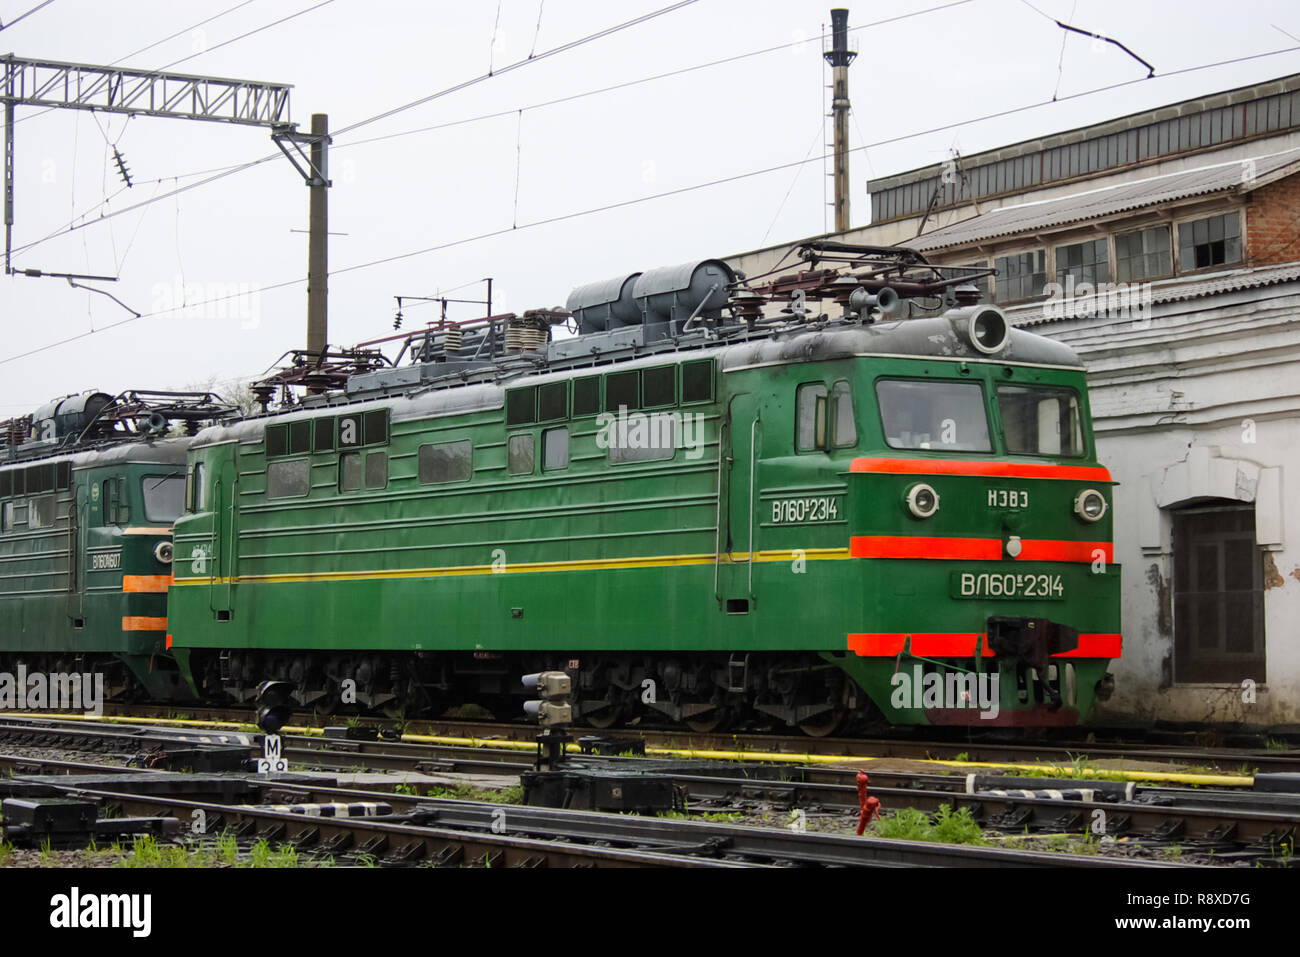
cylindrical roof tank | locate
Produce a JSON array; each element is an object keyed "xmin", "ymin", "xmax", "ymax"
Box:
[
  {"xmin": 565, "ymin": 272, "xmax": 643, "ymax": 333},
  {"xmin": 32, "ymin": 391, "xmax": 114, "ymax": 440},
  {"xmin": 633, "ymin": 259, "xmax": 735, "ymax": 325}
]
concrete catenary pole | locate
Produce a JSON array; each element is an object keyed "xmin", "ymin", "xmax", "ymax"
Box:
[
  {"xmin": 307, "ymin": 113, "xmax": 330, "ymax": 355},
  {"xmin": 824, "ymin": 9, "xmax": 856, "ymax": 234}
]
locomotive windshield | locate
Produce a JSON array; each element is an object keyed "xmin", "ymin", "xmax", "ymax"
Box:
[
  {"xmin": 876, "ymin": 379, "xmax": 992, "ymax": 452},
  {"xmin": 143, "ymin": 474, "xmax": 186, "ymax": 522},
  {"xmin": 996, "ymin": 385, "xmax": 1085, "ymax": 457}
]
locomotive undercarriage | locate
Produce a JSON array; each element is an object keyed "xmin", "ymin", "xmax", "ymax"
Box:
[
  {"xmin": 185, "ymin": 649, "xmax": 873, "ymax": 736},
  {"xmin": 0, "ymin": 652, "xmax": 164, "ymax": 705}
]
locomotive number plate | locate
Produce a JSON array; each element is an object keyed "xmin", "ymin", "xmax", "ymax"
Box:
[
  {"xmin": 770, "ymin": 496, "xmax": 842, "ymax": 525},
  {"xmin": 951, "ymin": 571, "xmax": 1064, "ymax": 600},
  {"xmin": 89, "ymin": 550, "xmax": 122, "ymax": 571},
  {"xmin": 987, "ymin": 489, "xmax": 1029, "ymax": 508}
]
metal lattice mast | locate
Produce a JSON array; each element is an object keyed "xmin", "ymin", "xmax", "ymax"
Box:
[{"xmin": 1, "ymin": 54, "xmax": 332, "ymax": 353}]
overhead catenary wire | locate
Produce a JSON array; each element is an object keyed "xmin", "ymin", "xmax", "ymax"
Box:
[
  {"xmin": 8, "ymin": 0, "xmax": 709, "ymax": 260},
  {"xmin": 10, "ymin": 40, "xmax": 1300, "ymax": 369},
  {"xmin": 0, "ymin": 0, "xmax": 56, "ymax": 31},
  {"xmin": 152, "ymin": 0, "xmax": 338, "ymax": 73},
  {"xmin": 21, "ymin": 2, "xmax": 969, "ymax": 248}
]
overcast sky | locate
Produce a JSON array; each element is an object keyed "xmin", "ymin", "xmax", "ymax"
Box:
[{"xmin": 1, "ymin": 0, "xmax": 1297, "ymax": 416}]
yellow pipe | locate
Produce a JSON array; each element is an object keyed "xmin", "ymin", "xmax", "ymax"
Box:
[{"xmin": 11, "ymin": 713, "xmax": 1254, "ymax": 786}]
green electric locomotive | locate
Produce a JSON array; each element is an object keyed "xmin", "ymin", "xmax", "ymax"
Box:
[
  {"xmin": 166, "ymin": 244, "xmax": 1120, "ymax": 733},
  {"xmin": 0, "ymin": 391, "xmax": 233, "ymax": 700}
]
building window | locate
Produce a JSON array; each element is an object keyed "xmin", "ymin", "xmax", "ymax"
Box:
[
  {"xmin": 995, "ymin": 250, "xmax": 1046, "ymax": 302},
  {"xmin": 1172, "ymin": 503, "xmax": 1265, "ymax": 683},
  {"xmin": 1055, "ymin": 239, "xmax": 1109, "ymax": 287},
  {"xmin": 1114, "ymin": 226, "xmax": 1171, "ymax": 283},
  {"xmin": 1178, "ymin": 213, "xmax": 1241, "ymax": 271}
]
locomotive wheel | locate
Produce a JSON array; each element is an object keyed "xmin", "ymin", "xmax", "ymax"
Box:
[
  {"xmin": 581, "ymin": 703, "xmax": 624, "ymax": 730},
  {"xmin": 683, "ymin": 707, "xmax": 732, "ymax": 734},
  {"xmin": 798, "ymin": 706, "xmax": 846, "ymax": 738}
]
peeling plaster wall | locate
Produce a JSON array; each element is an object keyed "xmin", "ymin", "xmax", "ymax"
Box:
[{"xmin": 1040, "ymin": 282, "xmax": 1300, "ymax": 727}]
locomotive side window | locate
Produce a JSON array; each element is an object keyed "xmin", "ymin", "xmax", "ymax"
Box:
[
  {"xmin": 265, "ymin": 424, "xmax": 289, "ymax": 458},
  {"xmin": 682, "ymin": 359, "xmax": 714, "ymax": 404},
  {"xmin": 28, "ymin": 494, "xmax": 57, "ymax": 529},
  {"xmin": 143, "ymin": 475, "xmax": 186, "ymax": 523},
  {"xmin": 267, "ymin": 460, "xmax": 310, "ymax": 499},
  {"xmin": 340, "ymin": 452, "xmax": 363, "ymax": 492},
  {"xmin": 832, "ymin": 380, "xmax": 857, "ymax": 448},
  {"xmin": 289, "ymin": 420, "xmax": 312, "ymax": 455},
  {"xmin": 0, "ymin": 470, "xmax": 9, "ymax": 498},
  {"xmin": 572, "ymin": 377, "xmax": 601, "ymax": 417},
  {"xmin": 187, "ymin": 463, "xmax": 207, "ymax": 512},
  {"xmin": 606, "ymin": 371, "xmax": 640, "ymax": 412},
  {"xmin": 314, "ymin": 418, "xmax": 336, "ymax": 452},
  {"xmin": 643, "ymin": 366, "xmax": 676, "ymax": 408},
  {"xmin": 365, "ymin": 451, "xmax": 388, "ymax": 490},
  {"xmin": 542, "ymin": 427, "xmax": 569, "ymax": 472},
  {"xmin": 796, "ymin": 383, "xmax": 828, "ymax": 452},
  {"xmin": 103, "ymin": 478, "xmax": 129, "ymax": 525},
  {"xmin": 0, "ymin": 501, "xmax": 11, "ymax": 532},
  {"xmin": 608, "ymin": 415, "xmax": 675, "ymax": 464},
  {"xmin": 508, "ymin": 434, "xmax": 535, "ymax": 475},
  {"xmin": 538, "ymin": 382, "xmax": 568, "ymax": 422},
  {"xmin": 876, "ymin": 380, "xmax": 992, "ymax": 452},
  {"xmin": 507, "ymin": 387, "xmax": 537, "ymax": 426},
  {"xmin": 418, "ymin": 440, "xmax": 473, "ymax": 484},
  {"xmin": 997, "ymin": 386, "xmax": 1084, "ymax": 457}
]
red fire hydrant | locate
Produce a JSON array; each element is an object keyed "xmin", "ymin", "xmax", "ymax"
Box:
[{"xmin": 856, "ymin": 770, "xmax": 882, "ymax": 835}]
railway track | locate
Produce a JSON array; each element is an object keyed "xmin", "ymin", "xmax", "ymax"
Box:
[
  {"xmin": 90, "ymin": 704, "xmax": 1300, "ymax": 775},
  {"xmin": 0, "ymin": 750, "xmax": 1193, "ymax": 869},
  {"xmin": 1, "ymin": 714, "xmax": 1295, "ymax": 866}
]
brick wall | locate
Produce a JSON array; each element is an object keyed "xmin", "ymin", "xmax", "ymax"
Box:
[{"xmin": 1247, "ymin": 173, "xmax": 1300, "ymax": 265}]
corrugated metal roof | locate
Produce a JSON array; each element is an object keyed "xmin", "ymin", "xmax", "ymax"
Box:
[
  {"xmin": 910, "ymin": 149, "xmax": 1300, "ymax": 253},
  {"xmin": 1007, "ymin": 261, "xmax": 1300, "ymax": 326}
]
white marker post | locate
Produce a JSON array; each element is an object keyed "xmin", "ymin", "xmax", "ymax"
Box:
[{"xmin": 257, "ymin": 734, "xmax": 288, "ymax": 774}]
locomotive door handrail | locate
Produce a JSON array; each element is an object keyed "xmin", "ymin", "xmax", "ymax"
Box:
[
  {"xmin": 223, "ymin": 467, "xmax": 237, "ymax": 610},
  {"xmin": 713, "ymin": 412, "xmax": 727, "ymax": 602},
  {"xmin": 65, "ymin": 491, "xmax": 83, "ymax": 619},
  {"xmin": 716, "ymin": 393, "xmax": 760, "ymax": 606},
  {"xmin": 209, "ymin": 475, "xmax": 222, "ymax": 613},
  {"xmin": 747, "ymin": 414, "xmax": 759, "ymax": 597}
]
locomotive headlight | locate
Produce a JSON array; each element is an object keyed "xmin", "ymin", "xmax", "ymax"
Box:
[
  {"xmin": 905, "ymin": 483, "xmax": 940, "ymax": 519},
  {"xmin": 1074, "ymin": 489, "xmax": 1107, "ymax": 523},
  {"xmin": 154, "ymin": 541, "xmax": 174, "ymax": 564}
]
